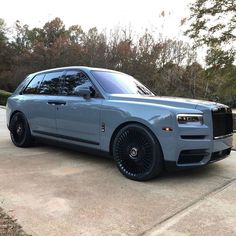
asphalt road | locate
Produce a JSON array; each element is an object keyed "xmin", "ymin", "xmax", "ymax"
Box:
[{"xmin": 0, "ymin": 107, "xmax": 236, "ymax": 236}]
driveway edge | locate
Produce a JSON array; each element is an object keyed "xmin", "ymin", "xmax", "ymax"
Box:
[{"xmin": 141, "ymin": 177, "xmax": 236, "ymax": 236}]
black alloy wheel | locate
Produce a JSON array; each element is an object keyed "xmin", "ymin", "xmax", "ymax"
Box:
[
  {"xmin": 113, "ymin": 124, "xmax": 163, "ymax": 181},
  {"xmin": 10, "ymin": 112, "xmax": 33, "ymax": 147}
]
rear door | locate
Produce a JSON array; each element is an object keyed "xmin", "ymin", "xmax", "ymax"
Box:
[
  {"xmin": 55, "ymin": 69, "xmax": 103, "ymax": 147},
  {"xmin": 22, "ymin": 70, "xmax": 64, "ymax": 137}
]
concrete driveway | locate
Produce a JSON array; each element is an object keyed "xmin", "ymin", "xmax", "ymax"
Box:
[{"xmin": 0, "ymin": 107, "xmax": 236, "ymax": 236}]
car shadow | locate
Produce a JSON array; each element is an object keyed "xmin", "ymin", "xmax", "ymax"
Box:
[
  {"xmin": 34, "ymin": 142, "xmax": 228, "ymax": 182},
  {"xmin": 154, "ymin": 163, "xmax": 227, "ymax": 183}
]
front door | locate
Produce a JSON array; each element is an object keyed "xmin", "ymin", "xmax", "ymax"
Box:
[{"xmin": 56, "ymin": 70, "xmax": 102, "ymax": 147}]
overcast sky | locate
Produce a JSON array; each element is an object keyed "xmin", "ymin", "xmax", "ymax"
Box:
[{"xmin": 1, "ymin": 0, "xmax": 194, "ymax": 38}]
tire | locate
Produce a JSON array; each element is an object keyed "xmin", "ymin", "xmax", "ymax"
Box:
[
  {"xmin": 113, "ymin": 124, "xmax": 163, "ymax": 181},
  {"xmin": 9, "ymin": 112, "xmax": 33, "ymax": 147}
]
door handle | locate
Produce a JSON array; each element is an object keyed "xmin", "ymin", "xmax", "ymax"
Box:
[{"xmin": 47, "ymin": 100, "xmax": 66, "ymax": 105}]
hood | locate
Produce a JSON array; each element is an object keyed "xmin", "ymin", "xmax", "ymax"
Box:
[{"xmin": 109, "ymin": 94, "xmax": 227, "ymax": 110}]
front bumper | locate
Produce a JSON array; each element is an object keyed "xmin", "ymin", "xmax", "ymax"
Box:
[
  {"xmin": 165, "ymin": 147, "xmax": 231, "ymax": 171},
  {"xmin": 163, "ymin": 134, "xmax": 233, "ymax": 171}
]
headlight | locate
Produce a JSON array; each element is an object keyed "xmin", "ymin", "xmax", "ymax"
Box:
[{"xmin": 177, "ymin": 114, "xmax": 203, "ymax": 125}]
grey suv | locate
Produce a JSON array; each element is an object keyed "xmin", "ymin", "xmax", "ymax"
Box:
[{"xmin": 6, "ymin": 66, "xmax": 233, "ymax": 181}]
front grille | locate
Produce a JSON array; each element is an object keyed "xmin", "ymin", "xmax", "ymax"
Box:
[{"xmin": 212, "ymin": 107, "xmax": 233, "ymax": 138}]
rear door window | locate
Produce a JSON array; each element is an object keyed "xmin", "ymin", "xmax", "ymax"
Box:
[
  {"xmin": 23, "ymin": 73, "xmax": 45, "ymax": 94},
  {"xmin": 38, "ymin": 71, "xmax": 63, "ymax": 95}
]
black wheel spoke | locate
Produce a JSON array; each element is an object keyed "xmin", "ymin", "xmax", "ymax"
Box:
[
  {"xmin": 114, "ymin": 127, "xmax": 154, "ymax": 178},
  {"xmin": 10, "ymin": 112, "xmax": 32, "ymax": 147},
  {"xmin": 12, "ymin": 116, "xmax": 25, "ymax": 143}
]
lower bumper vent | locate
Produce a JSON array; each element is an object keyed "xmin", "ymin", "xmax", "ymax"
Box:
[
  {"xmin": 178, "ymin": 149, "xmax": 209, "ymax": 164},
  {"xmin": 210, "ymin": 148, "xmax": 231, "ymax": 163}
]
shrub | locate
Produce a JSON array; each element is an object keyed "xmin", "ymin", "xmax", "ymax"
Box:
[{"xmin": 0, "ymin": 90, "xmax": 12, "ymax": 106}]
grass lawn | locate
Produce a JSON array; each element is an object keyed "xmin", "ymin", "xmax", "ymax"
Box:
[{"xmin": 0, "ymin": 90, "xmax": 12, "ymax": 106}]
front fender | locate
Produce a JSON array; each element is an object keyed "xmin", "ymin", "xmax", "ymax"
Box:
[{"xmin": 100, "ymin": 100, "xmax": 177, "ymax": 153}]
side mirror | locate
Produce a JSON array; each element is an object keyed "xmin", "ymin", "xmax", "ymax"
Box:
[{"xmin": 75, "ymin": 86, "xmax": 91, "ymax": 98}]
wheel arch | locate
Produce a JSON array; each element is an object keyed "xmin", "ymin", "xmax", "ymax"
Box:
[
  {"xmin": 109, "ymin": 121, "xmax": 163, "ymax": 157},
  {"xmin": 9, "ymin": 110, "xmax": 29, "ymax": 131},
  {"xmin": 9, "ymin": 110, "xmax": 22, "ymax": 127},
  {"xmin": 9, "ymin": 110, "xmax": 33, "ymax": 147}
]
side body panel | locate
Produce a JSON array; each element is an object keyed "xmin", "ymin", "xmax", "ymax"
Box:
[
  {"xmin": 55, "ymin": 96, "xmax": 102, "ymax": 147},
  {"xmin": 7, "ymin": 95, "xmax": 57, "ymax": 134}
]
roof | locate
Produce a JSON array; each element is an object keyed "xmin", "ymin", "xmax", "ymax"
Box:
[{"xmin": 29, "ymin": 66, "xmax": 125, "ymax": 77}]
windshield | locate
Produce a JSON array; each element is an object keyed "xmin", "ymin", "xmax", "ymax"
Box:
[{"xmin": 91, "ymin": 70, "xmax": 155, "ymax": 96}]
